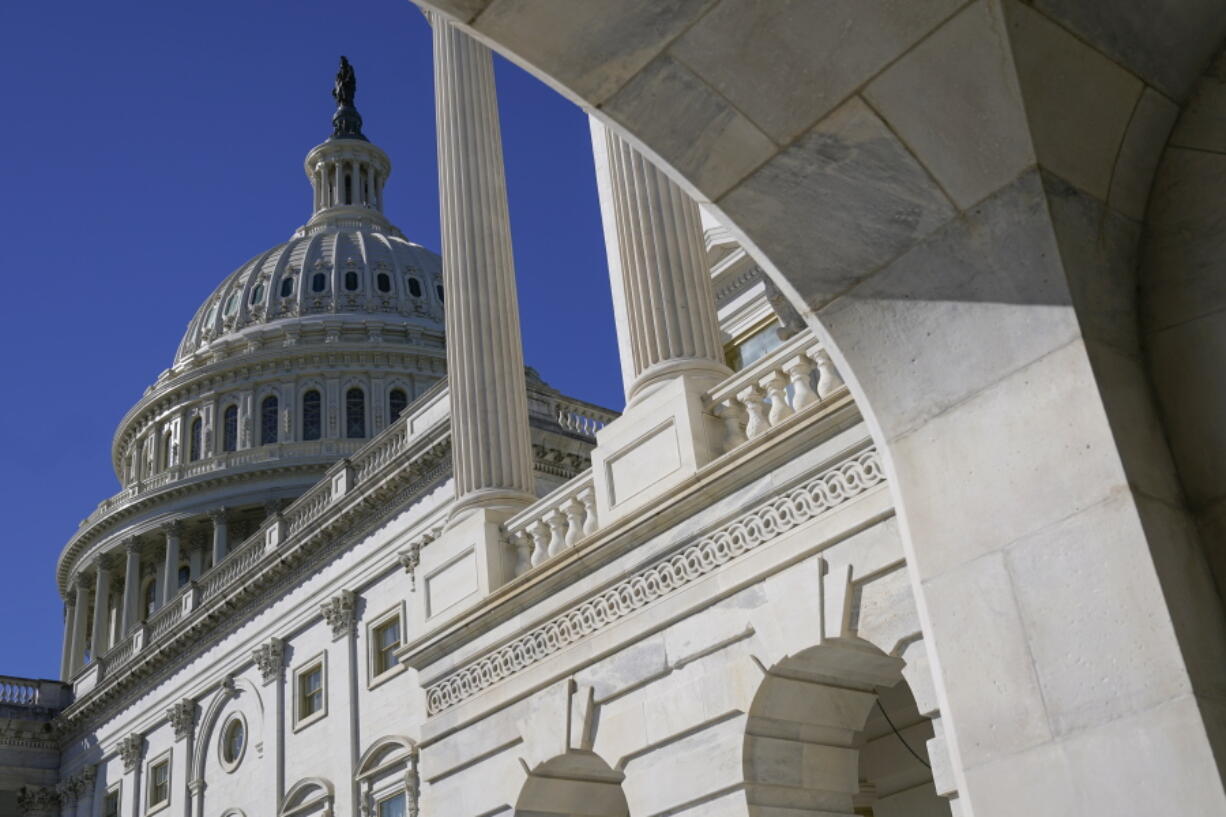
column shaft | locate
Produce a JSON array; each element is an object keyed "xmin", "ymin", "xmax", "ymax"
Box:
[
  {"xmin": 59, "ymin": 601, "xmax": 75, "ymax": 680},
  {"xmin": 69, "ymin": 580, "xmax": 89, "ymax": 675},
  {"xmin": 162, "ymin": 525, "xmax": 181, "ymax": 605},
  {"xmin": 590, "ymin": 119, "xmax": 728, "ymax": 401},
  {"xmin": 211, "ymin": 511, "xmax": 229, "ymax": 565},
  {"xmin": 121, "ymin": 543, "xmax": 141, "ymax": 635},
  {"xmin": 433, "ymin": 18, "xmax": 535, "ymax": 510},
  {"xmin": 91, "ymin": 560, "xmax": 113, "ymax": 657}
]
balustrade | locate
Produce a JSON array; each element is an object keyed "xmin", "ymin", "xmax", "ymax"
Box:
[
  {"xmin": 707, "ymin": 330, "xmax": 845, "ymax": 452},
  {"xmin": 504, "ymin": 473, "xmax": 598, "ymax": 576},
  {"xmin": 0, "ymin": 676, "xmax": 39, "ymax": 706},
  {"xmin": 554, "ymin": 397, "xmax": 619, "ymax": 438}
]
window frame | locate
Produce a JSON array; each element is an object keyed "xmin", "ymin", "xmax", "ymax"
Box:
[
  {"xmin": 260, "ymin": 394, "xmax": 279, "ymax": 446},
  {"xmin": 345, "ymin": 387, "xmax": 366, "ymax": 439},
  {"xmin": 292, "ymin": 651, "xmax": 328, "ymax": 732},
  {"xmin": 301, "ymin": 389, "xmax": 322, "ymax": 442},
  {"xmin": 222, "ymin": 404, "xmax": 239, "ymax": 453},
  {"xmin": 145, "ymin": 748, "xmax": 172, "ymax": 814},
  {"xmin": 189, "ymin": 416, "xmax": 202, "ymax": 461},
  {"xmin": 388, "ymin": 388, "xmax": 409, "ymax": 424},
  {"xmin": 217, "ymin": 711, "xmax": 248, "ymax": 773},
  {"xmin": 366, "ymin": 601, "xmax": 407, "ymax": 688},
  {"xmin": 104, "ymin": 781, "xmax": 121, "ymax": 817}
]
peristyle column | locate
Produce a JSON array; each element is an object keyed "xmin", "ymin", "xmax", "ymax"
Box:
[
  {"xmin": 432, "ymin": 16, "xmax": 535, "ymax": 515},
  {"xmin": 590, "ymin": 119, "xmax": 729, "ymax": 403},
  {"xmin": 69, "ymin": 576, "xmax": 90, "ymax": 675},
  {"xmin": 161, "ymin": 522, "xmax": 182, "ymax": 605},
  {"xmin": 120, "ymin": 540, "xmax": 141, "ymax": 635},
  {"xmin": 210, "ymin": 508, "xmax": 229, "ymax": 565},
  {"xmin": 90, "ymin": 556, "xmax": 113, "ymax": 657}
]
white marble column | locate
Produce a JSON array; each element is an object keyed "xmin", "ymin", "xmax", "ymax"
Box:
[
  {"xmin": 90, "ymin": 557, "xmax": 113, "ymax": 657},
  {"xmin": 432, "ymin": 16, "xmax": 535, "ymax": 513},
  {"xmin": 210, "ymin": 509, "xmax": 229, "ymax": 565},
  {"xmin": 120, "ymin": 540, "xmax": 141, "ymax": 635},
  {"xmin": 60, "ymin": 600, "xmax": 75, "ymax": 680},
  {"xmin": 161, "ymin": 523, "xmax": 182, "ymax": 605},
  {"xmin": 69, "ymin": 576, "xmax": 90, "ymax": 675},
  {"xmin": 590, "ymin": 119, "xmax": 729, "ymax": 403}
]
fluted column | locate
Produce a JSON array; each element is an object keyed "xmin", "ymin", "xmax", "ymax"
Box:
[
  {"xmin": 432, "ymin": 17, "xmax": 535, "ymax": 513},
  {"xmin": 90, "ymin": 557, "xmax": 113, "ymax": 657},
  {"xmin": 59, "ymin": 600, "xmax": 75, "ymax": 680},
  {"xmin": 590, "ymin": 119, "xmax": 729, "ymax": 403},
  {"xmin": 69, "ymin": 576, "xmax": 90, "ymax": 675},
  {"xmin": 210, "ymin": 509, "xmax": 229, "ymax": 565},
  {"xmin": 161, "ymin": 522, "xmax": 182, "ymax": 605},
  {"xmin": 120, "ymin": 540, "xmax": 141, "ymax": 635}
]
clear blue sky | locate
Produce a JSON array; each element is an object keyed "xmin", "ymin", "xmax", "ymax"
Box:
[{"xmin": 0, "ymin": 0, "xmax": 620, "ymax": 679}]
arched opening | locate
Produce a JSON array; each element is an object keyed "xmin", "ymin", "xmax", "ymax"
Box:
[
  {"xmin": 346, "ymin": 387, "xmax": 366, "ymax": 439},
  {"xmin": 514, "ymin": 751, "xmax": 629, "ymax": 817},
  {"xmin": 302, "ymin": 390, "xmax": 322, "ymax": 441},
  {"xmin": 744, "ymin": 642, "xmax": 949, "ymax": 817},
  {"xmin": 356, "ymin": 736, "xmax": 418, "ymax": 817},
  {"xmin": 280, "ymin": 777, "xmax": 333, "ymax": 817},
  {"xmin": 222, "ymin": 405, "xmax": 238, "ymax": 452},
  {"xmin": 189, "ymin": 417, "xmax": 202, "ymax": 461},
  {"xmin": 261, "ymin": 395, "xmax": 279, "ymax": 445}
]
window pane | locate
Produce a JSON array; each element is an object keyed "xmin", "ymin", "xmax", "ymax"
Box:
[
  {"xmin": 312, "ymin": 272, "xmax": 327, "ymax": 293},
  {"xmin": 261, "ymin": 395, "xmax": 279, "ymax": 445},
  {"xmin": 105, "ymin": 791, "xmax": 120, "ymax": 817},
  {"xmin": 378, "ymin": 793, "xmax": 406, "ymax": 817},
  {"xmin": 346, "ymin": 388, "xmax": 366, "ymax": 438},
  {"xmin": 377, "ymin": 272, "xmax": 391, "ymax": 293},
  {"xmin": 407, "ymin": 277, "xmax": 422, "ymax": 298},
  {"xmin": 251, "ymin": 282, "xmax": 265, "ymax": 304},
  {"xmin": 280, "ymin": 277, "xmax": 294, "ymax": 298},
  {"xmin": 389, "ymin": 389, "xmax": 408, "ymax": 423},
  {"xmin": 345, "ymin": 270, "xmax": 359, "ymax": 291},
  {"xmin": 190, "ymin": 418, "xmax": 202, "ymax": 461},
  {"xmin": 223, "ymin": 405, "xmax": 238, "ymax": 452},
  {"xmin": 302, "ymin": 391, "xmax": 321, "ymax": 441},
  {"xmin": 436, "ymin": 283, "xmax": 444, "ymax": 302}
]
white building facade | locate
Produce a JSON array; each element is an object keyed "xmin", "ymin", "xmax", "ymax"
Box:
[{"xmin": 6, "ymin": 3, "xmax": 1226, "ymax": 817}]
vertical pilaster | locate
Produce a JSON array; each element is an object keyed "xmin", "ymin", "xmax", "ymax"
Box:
[
  {"xmin": 432, "ymin": 15, "xmax": 535, "ymax": 515},
  {"xmin": 121, "ymin": 540, "xmax": 141, "ymax": 636},
  {"xmin": 69, "ymin": 576, "xmax": 90, "ymax": 675},
  {"xmin": 90, "ymin": 557, "xmax": 113, "ymax": 657},
  {"xmin": 161, "ymin": 522, "xmax": 182, "ymax": 605}
]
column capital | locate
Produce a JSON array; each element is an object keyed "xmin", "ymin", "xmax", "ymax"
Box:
[
  {"xmin": 72, "ymin": 572, "xmax": 91, "ymax": 592},
  {"xmin": 93, "ymin": 553, "xmax": 116, "ymax": 573},
  {"xmin": 117, "ymin": 733, "xmax": 144, "ymax": 773},
  {"xmin": 208, "ymin": 506, "xmax": 229, "ymax": 522},
  {"xmin": 252, "ymin": 637, "xmax": 285, "ymax": 685},
  {"xmin": 123, "ymin": 538, "xmax": 141, "ymax": 555},
  {"xmin": 166, "ymin": 699, "xmax": 197, "ymax": 742},
  {"xmin": 320, "ymin": 589, "xmax": 357, "ymax": 641},
  {"xmin": 159, "ymin": 520, "xmax": 183, "ymax": 537}
]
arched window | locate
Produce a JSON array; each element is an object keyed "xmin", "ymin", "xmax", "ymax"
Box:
[
  {"xmin": 435, "ymin": 282, "xmax": 445, "ymax": 302},
  {"xmin": 251, "ymin": 282, "xmax": 265, "ymax": 305},
  {"xmin": 280, "ymin": 276, "xmax": 295, "ymax": 298},
  {"xmin": 344, "ymin": 270, "xmax": 359, "ymax": 291},
  {"xmin": 261, "ymin": 395, "xmax": 279, "ymax": 445},
  {"xmin": 346, "ymin": 388, "xmax": 366, "ymax": 439},
  {"xmin": 406, "ymin": 277, "xmax": 422, "ymax": 298},
  {"xmin": 302, "ymin": 390, "xmax": 322, "ymax": 441},
  {"xmin": 224, "ymin": 292, "xmax": 239, "ymax": 316},
  {"xmin": 142, "ymin": 579, "xmax": 157, "ymax": 621},
  {"xmin": 376, "ymin": 272, "xmax": 391, "ymax": 293},
  {"xmin": 190, "ymin": 418, "xmax": 202, "ymax": 461},
  {"xmin": 389, "ymin": 389, "xmax": 408, "ymax": 423},
  {"xmin": 162, "ymin": 431, "xmax": 174, "ymax": 469},
  {"xmin": 222, "ymin": 405, "xmax": 238, "ymax": 452},
  {"xmin": 312, "ymin": 272, "xmax": 327, "ymax": 293}
]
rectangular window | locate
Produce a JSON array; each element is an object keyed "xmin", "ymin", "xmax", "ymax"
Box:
[
  {"xmin": 104, "ymin": 789, "xmax": 120, "ymax": 817},
  {"xmin": 378, "ymin": 792, "xmax": 407, "ymax": 817},
  {"xmin": 148, "ymin": 755, "xmax": 171, "ymax": 809},
  {"xmin": 293, "ymin": 653, "xmax": 328, "ymax": 730},
  {"xmin": 373, "ymin": 617, "xmax": 401, "ymax": 676}
]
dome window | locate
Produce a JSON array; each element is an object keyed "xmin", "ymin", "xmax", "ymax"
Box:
[
  {"xmin": 346, "ymin": 387, "xmax": 366, "ymax": 439},
  {"xmin": 389, "ymin": 388, "xmax": 408, "ymax": 423},
  {"xmin": 222, "ymin": 405, "xmax": 238, "ymax": 452},
  {"xmin": 280, "ymin": 277, "xmax": 295, "ymax": 298},
  {"xmin": 251, "ymin": 283, "xmax": 265, "ymax": 305},
  {"xmin": 189, "ymin": 418, "xmax": 202, "ymax": 461},
  {"xmin": 261, "ymin": 395, "xmax": 279, "ymax": 445},
  {"xmin": 376, "ymin": 272, "xmax": 391, "ymax": 293},
  {"xmin": 345, "ymin": 270, "xmax": 360, "ymax": 291},
  {"xmin": 436, "ymin": 283, "xmax": 445, "ymax": 302},
  {"xmin": 204, "ymin": 304, "xmax": 218, "ymax": 325},
  {"xmin": 312, "ymin": 272, "xmax": 328, "ymax": 293},
  {"xmin": 406, "ymin": 277, "xmax": 422, "ymax": 298},
  {"xmin": 224, "ymin": 292, "xmax": 239, "ymax": 317},
  {"xmin": 302, "ymin": 390, "xmax": 322, "ymax": 441}
]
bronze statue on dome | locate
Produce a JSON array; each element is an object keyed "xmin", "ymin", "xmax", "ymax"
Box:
[{"xmin": 330, "ymin": 56, "xmax": 367, "ymax": 141}]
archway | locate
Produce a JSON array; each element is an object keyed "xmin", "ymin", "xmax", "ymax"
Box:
[
  {"xmin": 412, "ymin": 3, "xmax": 1226, "ymax": 811},
  {"xmin": 514, "ymin": 751, "xmax": 629, "ymax": 817},
  {"xmin": 356, "ymin": 735, "xmax": 419, "ymax": 817}
]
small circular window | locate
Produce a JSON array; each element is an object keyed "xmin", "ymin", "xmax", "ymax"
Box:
[{"xmin": 219, "ymin": 714, "xmax": 247, "ymax": 771}]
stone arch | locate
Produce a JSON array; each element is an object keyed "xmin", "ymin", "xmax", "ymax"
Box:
[
  {"xmin": 192, "ymin": 676, "xmax": 266, "ymax": 817},
  {"xmin": 414, "ymin": 3, "xmax": 1226, "ymax": 810},
  {"xmin": 514, "ymin": 751, "xmax": 629, "ymax": 817},
  {"xmin": 743, "ymin": 640, "xmax": 948, "ymax": 816},
  {"xmin": 355, "ymin": 735, "xmax": 419, "ymax": 816},
  {"xmin": 280, "ymin": 777, "xmax": 335, "ymax": 817}
]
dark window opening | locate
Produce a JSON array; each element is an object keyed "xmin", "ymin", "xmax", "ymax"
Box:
[
  {"xmin": 280, "ymin": 277, "xmax": 294, "ymax": 298},
  {"xmin": 346, "ymin": 387, "xmax": 366, "ymax": 439},
  {"xmin": 376, "ymin": 272, "xmax": 391, "ymax": 293},
  {"xmin": 302, "ymin": 390, "xmax": 322, "ymax": 441},
  {"xmin": 345, "ymin": 270, "xmax": 359, "ymax": 291},
  {"xmin": 222, "ymin": 405, "xmax": 238, "ymax": 452},
  {"xmin": 436, "ymin": 283, "xmax": 444, "ymax": 302},
  {"xmin": 312, "ymin": 272, "xmax": 327, "ymax": 293},
  {"xmin": 389, "ymin": 388, "xmax": 408, "ymax": 423},
  {"xmin": 190, "ymin": 418, "xmax": 202, "ymax": 461},
  {"xmin": 407, "ymin": 277, "xmax": 422, "ymax": 298},
  {"xmin": 261, "ymin": 395, "xmax": 279, "ymax": 445}
]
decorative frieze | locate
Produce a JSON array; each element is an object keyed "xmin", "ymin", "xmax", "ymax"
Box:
[
  {"xmin": 320, "ymin": 590, "xmax": 357, "ymax": 641},
  {"xmin": 117, "ymin": 732, "xmax": 144, "ymax": 772},
  {"xmin": 252, "ymin": 637, "xmax": 286, "ymax": 685},
  {"xmin": 425, "ymin": 448, "xmax": 885, "ymax": 714},
  {"xmin": 167, "ymin": 698, "xmax": 197, "ymax": 741}
]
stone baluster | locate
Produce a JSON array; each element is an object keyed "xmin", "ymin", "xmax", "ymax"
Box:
[
  {"xmin": 161, "ymin": 522, "xmax": 182, "ymax": 605},
  {"xmin": 813, "ymin": 348, "xmax": 844, "ymax": 398},
  {"xmin": 120, "ymin": 540, "xmax": 141, "ymax": 635},
  {"xmin": 784, "ymin": 354, "xmax": 818, "ymax": 410},
  {"xmin": 579, "ymin": 489, "xmax": 598, "ymax": 536},
  {"xmin": 69, "ymin": 575, "xmax": 90, "ymax": 675},
  {"xmin": 739, "ymin": 385, "xmax": 770, "ymax": 440},
  {"xmin": 563, "ymin": 499, "xmax": 585, "ymax": 547},
  {"xmin": 432, "ymin": 16, "xmax": 536, "ymax": 517},
  {"xmin": 545, "ymin": 510, "xmax": 567, "ymax": 558},
  {"xmin": 511, "ymin": 531, "xmax": 532, "ymax": 577},
  {"xmin": 528, "ymin": 521, "xmax": 549, "ymax": 568},
  {"xmin": 761, "ymin": 371, "xmax": 794, "ymax": 426},
  {"xmin": 91, "ymin": 557, "xmax": 113, "ymax": 657}
]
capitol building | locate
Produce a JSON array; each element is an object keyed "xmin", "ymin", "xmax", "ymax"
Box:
[{"xmin": 4, "ymin": 3, "xmax": 1226, "ymax": 816}]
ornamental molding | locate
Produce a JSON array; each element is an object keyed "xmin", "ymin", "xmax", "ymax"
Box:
[
  {"xmin": 117, "ymin": 732, "xmax": 144, "ymax": 771},
  {"xmin": 397, "ymin": 529, "xmax": 440, "ymax": 592},
  {"xmin": 321, "ymin": 590, "xmax": 357, "ymax": 641},
  {"xmin": 252, "ymin": 638, "xmax": 286, "ymax": 685},
  {"xmin": 425, "ymin": 448, "xmax": 885, "ymax": 715},
  {"xmin": 167, "ymin": 698, "xmax": 197, "ymax": 741},
  {"xmin": 16, "ymin": 786, "xmax": 59, "ymax": 816},
  {"xmin": 54, "ymin": 765, "xmax": 95, "ymax": 803}
]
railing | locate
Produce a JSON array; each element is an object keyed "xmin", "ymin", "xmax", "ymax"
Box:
[
  {"xmin": 95, "ymin": 385, "xmax": 452, "ymax": 683},
  {"xmin": 706, "ymin": 330, "xmax": 844, "ymax": 452},
  {"xmin": 554, "ymin": 396, "xmax": 619, "ymax": 438},
  {"xmin": 504, "ymin": 472, "xmax": 597, "ymax": 576},
  {"xmin": 0, "ymin": 676, "xmax": 40, "ymax": 706}
]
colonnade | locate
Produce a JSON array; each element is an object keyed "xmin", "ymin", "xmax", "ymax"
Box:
[{"xmin": 61, "ymin": 513, "xmax": 232, "ymax": 679}]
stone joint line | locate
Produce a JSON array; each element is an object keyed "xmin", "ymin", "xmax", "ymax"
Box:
[{"xmin": 425, "ymin": 448, "xmax": 885, "ymax": 714}]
